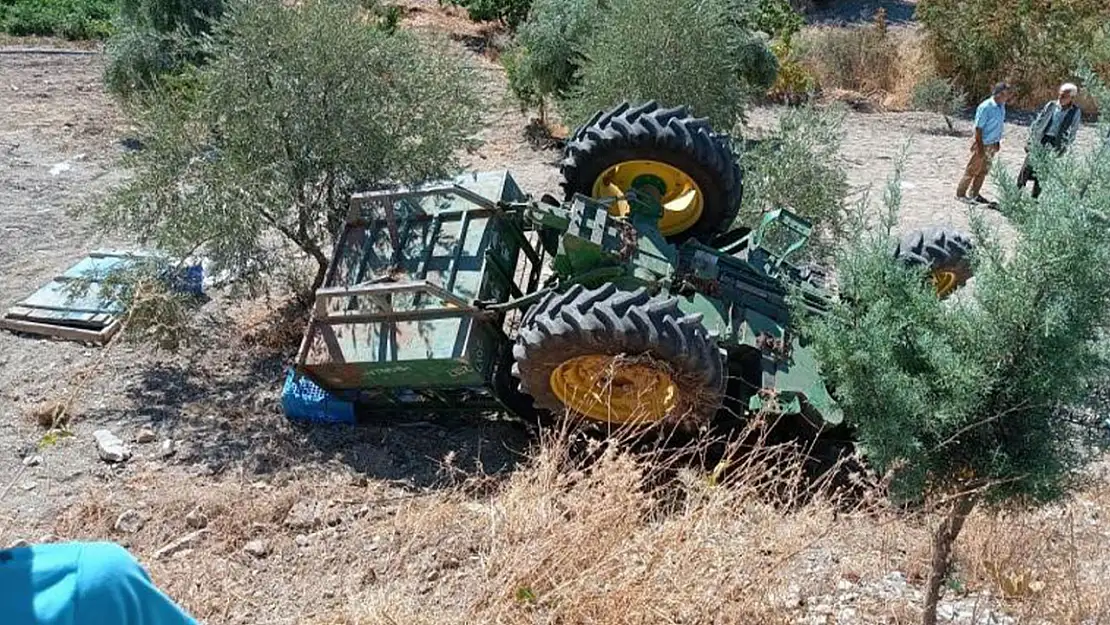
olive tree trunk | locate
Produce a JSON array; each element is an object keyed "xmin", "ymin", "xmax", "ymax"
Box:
[{"xmin": 922, "ymin": 491, "xmax": 979, "ymax": 625}]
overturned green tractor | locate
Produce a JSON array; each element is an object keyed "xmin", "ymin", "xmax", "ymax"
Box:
[{"xmin": 293, "ymin": 101, "xmax": 973, "ymax": 432}]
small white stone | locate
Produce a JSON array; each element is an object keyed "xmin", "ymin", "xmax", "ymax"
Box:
[
  {"xmin": 284, "ymin": 500, "xmax": 321, "ymax": 530},
  {"xmin": 94, "ymin": 429, "xmax": 131, "ymax": 463},
  {"xmin": 937, "ymin": 604, "xmax": 959, "ymax": 621},
  {"xmin": 136, "ymin": 427, "xmax": 157, "ymax": 444},
  {"xmin": 154, "ymin": 529, "xmax": 208, "ymax": 559},
  {"xmin": 185, "ymin": 507, "xmax": 208, "ymax": 529},
  {"xmin": 22, "ymin": 455, "xmax": 42, "ymax": 467},
  {"xmin": 115, "ymin": 509, "xmax": 146, "ymax": 534},
  {"xmin": 243, "ymin": 539, "xmax": 269, "ymax": 558},
  {"xmin": 160, "ymin": 439, "xmax": 176, "ymax": 458}
]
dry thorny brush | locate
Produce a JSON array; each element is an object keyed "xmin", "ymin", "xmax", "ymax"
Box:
[{"xmin": 38, "ymin": 416, "xmax": 1110, "ymax": 624}]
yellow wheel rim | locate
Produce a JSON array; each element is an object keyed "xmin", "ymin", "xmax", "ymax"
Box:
[
  {"xmin": 592, "ymin": 160, "xmax": 704, "ymax": 237},
  {"xmin": 549, "ymin": 354, "xmax": 678, "ymax": 424},
  {"xmin": 931, "ymin": 270, "xmax": 958, "ymax": 297}
]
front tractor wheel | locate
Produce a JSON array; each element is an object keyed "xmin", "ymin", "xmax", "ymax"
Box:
[
  {"xmin": 560, "ymin": 100, "xmax": 742, "ymax": 243},
  {"xmin": 512, "ymin": 284, "xmax": 725, "ymax": 426},
  {"xmin": 895, "ymin": 226, "xmax": 974, "ymax": 298}
]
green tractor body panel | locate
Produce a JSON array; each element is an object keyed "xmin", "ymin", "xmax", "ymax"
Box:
[
  {"xmin": 539, "ymin": 190, "xmax": 841, "ymax": 426},
  {"xmin": 295, "ymin": 171, "xmax": 542, "ymax": 414},
  {"xmin": 294, "ymin": 168, "xmax": 843, "ymax": 428}
]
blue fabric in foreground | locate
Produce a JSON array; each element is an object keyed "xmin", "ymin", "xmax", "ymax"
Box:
[{"xmin": 0, "ymin": 541, "xmax": 199, "ymax": 625}]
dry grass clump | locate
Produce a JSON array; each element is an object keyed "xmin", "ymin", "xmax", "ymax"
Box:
[
  {"xmin": 792, "ymin": 21, "xmax": 937, "ymax": 112},
  {"xmin": 38, "ymin": 426, "xmax": 1110, "ymax": 625},
  {"xmin": 797, "ymin": 24, "xmax": 900, "ymax": 96},
  {"xmin": 28, "ymin": 400, "xmax": 68, "ymax": 429},
  {"xmin": 957, "ymin": 483, "xmax": 1110, "ymax": 623}
]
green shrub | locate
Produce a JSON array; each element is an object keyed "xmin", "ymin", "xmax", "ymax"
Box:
[
  {"xmin": 0, "ymin": 0, "xmax": 116, "ymax": 39},
  {"xmin": 443, "ymin": 0, "xmax": 531, "ymax": 30},
  {"xmin": 103, "ymin": 0, "xmax": 223, "ymax": 99},
  {"xmin": 559, "ymin": 0, "xmax": 773, "ymax": 131},
  {"xmin": 94, "ymin": 0, "xmax": 482, "ymax": 297},
  {"xmin": 911, "ymin": 75, "xmax": 965, "ymax": 132},
  {"xmin": 501, "ymin": 0, "xmax": 601, "ymax": 122},
  {"xmin": 767, "ymin": 38, "xmax": 818, "ymax": 104},
  {"xmin": 117, "ymin": 0, "xmax": 221, "ymax": 34},
  {"xmin": 729, "ymin": 0, "xmax": 804, "ymax": 44},
  {"xmin": 739, "ymin": 104, "xmax": 849, "ymax": 260},
  {"xmin": 104, "ymin": 26, "xmax": 186, "ymax": 98},
  {"xmin": 733, "ymin": 31, "xmax": 780, "ymax": 95},
  {"xmin": 798, "ymin": 72, "xmax": 1110, "ymax": 624},
  {"xmin": 916, "ymin": 0, "xmax": 1110, "ymax": 108}
]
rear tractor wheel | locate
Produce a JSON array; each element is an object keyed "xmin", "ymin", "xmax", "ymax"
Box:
[
  {"xmin": 560, "ymin": 101, "xmax": 743, "ymax": 243},
  {"xmin": 895, "ymin": 226, "xmax": 974, "ymax": 298},
  {"xmin": 511, "ymin": 284, "xmax": 726, "ymax": 426}
]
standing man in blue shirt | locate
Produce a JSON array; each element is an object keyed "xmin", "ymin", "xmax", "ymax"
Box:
[
  {"xmin": 956, "ymin": 82, "xmax": 1013, "ymax": 205},
  {"xmin": 1016, "ymin": 82, "xmax": 1082, "ymax": 198}
]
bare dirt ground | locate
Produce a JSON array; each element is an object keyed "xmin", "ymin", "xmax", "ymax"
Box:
[{"xmin": 2, "ymin": 3, "xmax": 1110, "ymax": 623}]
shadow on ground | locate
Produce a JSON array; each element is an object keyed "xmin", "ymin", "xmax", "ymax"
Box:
[{"xmin": 87, "ymin": 339, "xmax": 532, "ymax": 489}]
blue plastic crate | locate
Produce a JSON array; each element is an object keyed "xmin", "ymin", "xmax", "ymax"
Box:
[
  {"xmin": 281, "ymin": 368, "xmax": 356, "ymax": 424},
  {"xmin": 159, "ymin": 262, "xmax": 204, "ymax": 297}
]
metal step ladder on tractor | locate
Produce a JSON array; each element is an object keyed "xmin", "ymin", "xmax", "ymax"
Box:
[{"xmin": 284, "ymin": 101, "xmax": 974, "ymax": 437}]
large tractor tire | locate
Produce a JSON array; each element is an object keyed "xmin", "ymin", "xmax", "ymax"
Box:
[
  {"xmin": 560, "ymin": 101, "xmax": 742, "ymax": 243},
  {"xmin": 894, "ymin": 226, "xmax": 974, "ymax": 298},
  {"xmin": 512, "ymin": 283, "xmax": 726, "ymax": 426}
]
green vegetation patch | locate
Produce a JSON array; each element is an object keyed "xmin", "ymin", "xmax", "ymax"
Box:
[{"xmin": 0, "ymin": 0, "xmax": 117, "ymax": 40}]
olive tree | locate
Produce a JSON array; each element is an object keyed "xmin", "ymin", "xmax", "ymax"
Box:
[
  {"xmin": 501, "ymin": 0, "xmax": 602, "ymax": 124},
  {"xmin": 558, "ymin": 0, "xmax": 777, "ymax": 131},
  {"xmin": 738, "ymin": 104, "xmax": 850, "ymax": 261},
  {"xmin": 798, "ymin": 75, "xmax": 1110, "ymax": 623},
  {"xmin": 94, "ymin": 0, "xmax": 482, "ymax": 299},
  {"xmin": 105, "ymin": 0, "xmax": 224, "ymax": 98}
]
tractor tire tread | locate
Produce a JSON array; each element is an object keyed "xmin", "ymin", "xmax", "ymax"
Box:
[
  {"xmin": 894, "ymin": 226, "xmax": 975, "ymax": 296},
  {"xmin": 560, "ymin": 100, "xmax": 742, "ymax": 243},
  {"xmin": 513, "ymin": 284, "xmax": 726, "ymax": 422}
]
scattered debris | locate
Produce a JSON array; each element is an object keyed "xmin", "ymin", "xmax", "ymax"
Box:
[
  {"xmin": 22, "ymin": 455, "xmax": 42, "ymax": 467},
  {"xmin": 243, "ymin": 539, "xmax": 270, "ymax": 558},
  {"xmin": 136, "ymin": 427, "xmax": 157, "ymax": 444},
  {"xmin": 154, "ymin": 529, "xmax": 209, "ymax": 560},
  {"xmin": 1, "ymin": 249, "xmax": 203, "ymax": 345},
  {"xmin": 114, "ymin": 509, "xmax": 146, "ymax": 534},
  {"xmin": 185, "ymin": 507, "xmax": 209, "ymax": 530},
  {"xmin": 284, "ymin": 500, "xmax": 321, "ymax": 530},
  {"xmin": 94, "ymin": 429, "xmax": 131, "ymax": 463}
]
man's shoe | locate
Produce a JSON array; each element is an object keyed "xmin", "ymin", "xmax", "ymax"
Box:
[{"xmin": 971, "ymin": 195, "xmax": 992, "ymax": 205}]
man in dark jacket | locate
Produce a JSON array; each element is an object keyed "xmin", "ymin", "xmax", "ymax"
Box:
[{"xmin": 1017, "ymin": 82, "xmax": 1082, "ymax": 198}]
